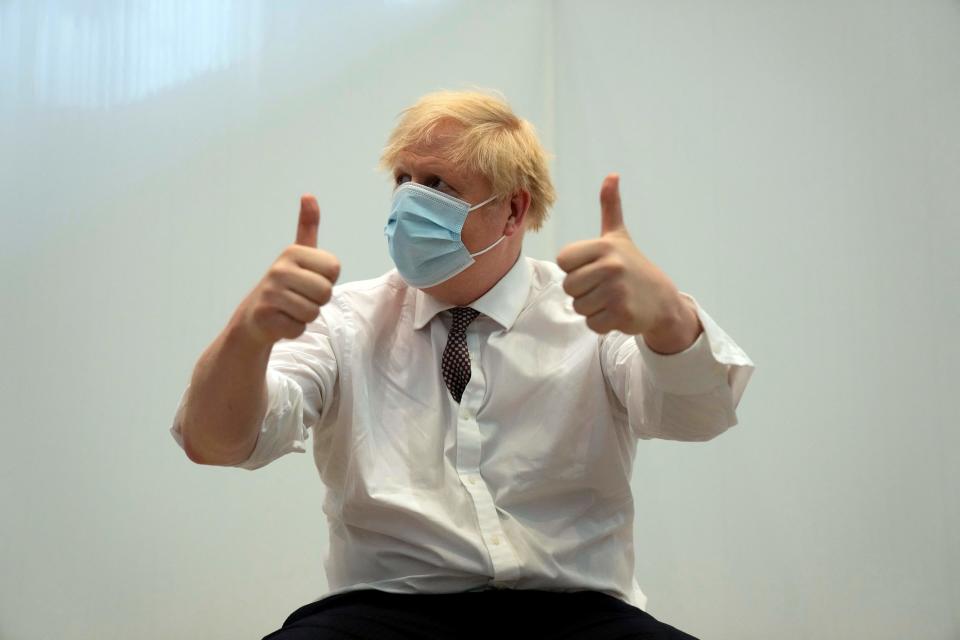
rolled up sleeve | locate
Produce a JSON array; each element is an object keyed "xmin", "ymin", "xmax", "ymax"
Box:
[
  {"xmin": 169, "ymin": 315, "xmax": 338, "ymax": 470},
  {"xmin": 602, "ymin": 292, "xmax": 755, "ymax": 441}
]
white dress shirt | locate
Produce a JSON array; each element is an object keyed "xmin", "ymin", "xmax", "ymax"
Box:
[{"xmin": 170, "ymin": 255, "xmax": 755, "ymax": 610}]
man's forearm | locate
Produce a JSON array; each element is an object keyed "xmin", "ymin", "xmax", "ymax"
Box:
[
  {"xmin": 180, "ymin": 321, "xmax": 272, "ymax": 465},
  {"xmin": 642, "ymin": 293, "xmax": 703, "ymax": 355}
]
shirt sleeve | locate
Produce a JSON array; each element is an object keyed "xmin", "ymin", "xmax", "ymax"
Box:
[
  {"xmin": 169, "ymin": 312, "xmax": 339, "ymax": 470},
  {"xmin": 600, "ymin": 292, "xmax": 755, "ymax": 441}
]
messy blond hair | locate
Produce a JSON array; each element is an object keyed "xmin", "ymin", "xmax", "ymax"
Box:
[{"xmin": 379, "ymin": 89, "xmax": 555, "ymax": 231}]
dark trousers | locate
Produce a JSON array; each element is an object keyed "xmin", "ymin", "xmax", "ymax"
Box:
[{"xmin": 262, "ymin": 588, "xmax": 700, "ymax": 640}]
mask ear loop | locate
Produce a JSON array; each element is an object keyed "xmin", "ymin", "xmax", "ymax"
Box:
[
  {"xmin": 469, "ymin": 233, "xmax": 506, "ymax": 257},
  {"xmin": 467, "ymin": 193, "xmax": 499, "ymax": 212},
  {"xmin": 466, "ymin": 192, "xmax": 505, "ymax": 257}
]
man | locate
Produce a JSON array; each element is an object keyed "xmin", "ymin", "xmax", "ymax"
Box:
[{"xmin": 171, "ymin": 90, "xmax": 755, "ymax": 639}]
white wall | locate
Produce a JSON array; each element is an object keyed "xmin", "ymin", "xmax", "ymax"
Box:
[{"xmin": 1, "ymin": 2, "xmax": 957, "ymax": 639}]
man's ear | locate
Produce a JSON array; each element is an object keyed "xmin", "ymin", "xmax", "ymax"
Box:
[{"xmin": 504, "ymin": 189, "xmax": 531, "ymax": 236}]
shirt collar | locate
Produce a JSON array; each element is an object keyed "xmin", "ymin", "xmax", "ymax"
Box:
[{"xmin": 412, "ymin": 255, "xmax": 532, "ymax": 331}]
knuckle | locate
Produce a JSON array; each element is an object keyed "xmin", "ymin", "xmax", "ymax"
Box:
[
  {"xmin": 260, "ymin": 286, "xmax": 282, "ymax": 307},
  {"xmin": 593, "ymin": 323, "xmax": 611, "ymax": 335},
  {"xmin": 326, "ymin": 256, "xmax": 342, "ymax": 281},
  {"xmin": 251, "ymin": 303, "xmax": 272, "ymax": 326},
  {"xmin": 317, "ymin": 281, "xmax": 333, "ymax": 304},
  {"xmin": 604, "ymin": 257, "xmax": 625, "ymax": 276},
  {"xmin": 586, "ymin": 313, "xmax": 612, "ymax": 334},
  {"xmin": 282, "ymin": 320, "xmax": 305, "ymax": 340},
  {"xmin": 267, "ymin": 262, "xmax": 291, "ymax": 283}
]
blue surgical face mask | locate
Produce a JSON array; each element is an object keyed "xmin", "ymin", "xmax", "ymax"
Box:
[{"xmin": 384, "ymin": 182, "xmax": 505, "ymax": 288}]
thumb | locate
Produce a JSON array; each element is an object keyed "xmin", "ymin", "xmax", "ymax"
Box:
[
  {"xmin": 600, "ymin": 173, "xmax": 625, "ymax": 236},
  {"xmin": 296, "ymin": 194, "xmax": 320, "ymax": 247}
]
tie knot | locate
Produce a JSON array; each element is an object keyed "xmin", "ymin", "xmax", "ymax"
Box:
[{"xmin": 450, "ymin": 307, "xmax": 480, "ymax": 330}]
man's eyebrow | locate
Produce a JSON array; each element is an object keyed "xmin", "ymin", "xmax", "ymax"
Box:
[{"xmin": 392, "ymin": 154, "xmax": 461, "ymax": 185}]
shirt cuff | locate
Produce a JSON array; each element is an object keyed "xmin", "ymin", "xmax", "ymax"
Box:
[
  {"xmin": 634, "ymin": 292, "xmax": 755, "ymax": 397},
  {"xmin": 168, "ymin": 367, "xmax": 309, "ymax": 469},
  {"xmin": 228, "ymin": 367, "xmax": 309, "ymax": 470}
]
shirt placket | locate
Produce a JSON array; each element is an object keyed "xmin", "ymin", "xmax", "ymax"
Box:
[{"xmin": 455, "ymin": 328, "xmax": 521, "ymax": 585}]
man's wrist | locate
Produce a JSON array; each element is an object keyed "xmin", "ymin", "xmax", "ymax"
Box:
[{"xmin": 642, "ymin": 294, "xmax": 703, "ymax": 355}]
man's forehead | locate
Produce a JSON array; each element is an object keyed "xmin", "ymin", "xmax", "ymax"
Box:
[
  {"xmin": 392, "ymin": 120, "xmax": 464, "ymax": 170},
  {"xmin": 394, "ymin": 147, "xmax": 453, "ymax": 173},
  {"xmin": 394, "ymin": 144, "xmax": 460, "ymax": 176}
]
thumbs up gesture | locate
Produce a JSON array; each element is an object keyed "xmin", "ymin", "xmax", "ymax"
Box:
[
  {"xmin": 557, "ymin": 174, "xmax": 694, "ymax": 343},
  {"xmin": 230, "ymin": 194, "xmax": 342, "ymax": 347}
]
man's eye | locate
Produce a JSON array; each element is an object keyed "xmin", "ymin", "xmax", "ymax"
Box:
[
  {"xmin": 395, "ymin": 174, "xmax": 411, "ymax": 186},
  {"xmin": 429, "ymin": 178, "xmax": 454, "ymax": 194}
]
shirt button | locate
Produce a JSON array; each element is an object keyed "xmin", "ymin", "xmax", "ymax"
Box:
[
  {"xmin": 491, "ymin": 535, "xmax": 501, "ymax": 545},
  {"xmin": 467, "ymin": 476, "xmax": 476, "ymax": 485}
]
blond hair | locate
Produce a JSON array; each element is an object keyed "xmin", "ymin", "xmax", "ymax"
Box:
[{"xmin": 379, "ymin": 89, "xmax": 555, "ymax": 231}]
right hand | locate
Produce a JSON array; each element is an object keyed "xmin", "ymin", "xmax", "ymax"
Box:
[{"xmin": 231, "ymin": 194, "xmax": 341, "ymax": 347}]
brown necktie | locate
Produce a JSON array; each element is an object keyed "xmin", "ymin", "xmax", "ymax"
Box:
[{"xmin": 441, "ymin": 307, "xmax": 480, "ymax": 403}]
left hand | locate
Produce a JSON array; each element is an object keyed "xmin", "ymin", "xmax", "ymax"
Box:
[{"xmin": 557, "ymin": 173, "xmax": 682, "ymax": 336}]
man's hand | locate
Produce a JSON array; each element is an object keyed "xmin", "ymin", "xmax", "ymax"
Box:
[
  {"xmin": 229, "ymin": 194, "xmax": 341, "ymax": 347},
  {"xmin": 557, "ymin": 174, "xmax": 700, "ymax": 350}
]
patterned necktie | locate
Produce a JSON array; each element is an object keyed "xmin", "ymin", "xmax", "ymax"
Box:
[{"xmin": 442, "ymin": 307, "xmax": 480, "ymax": 403}]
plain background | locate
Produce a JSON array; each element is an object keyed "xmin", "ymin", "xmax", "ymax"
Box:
[{"xmin": 1, "ymin": 1, "xmax": 957, "ymax": 638}]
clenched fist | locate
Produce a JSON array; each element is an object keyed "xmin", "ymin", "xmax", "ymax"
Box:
[
  {"xmin": 557, "ymin": 174, "xmax": 698, "ymax": 349},
  {"xmin": 230, "ymin": 194, "xmax": 341, "ymax": 347}
]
